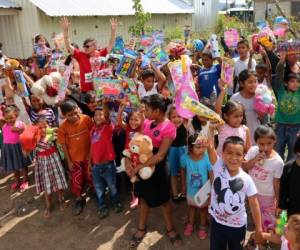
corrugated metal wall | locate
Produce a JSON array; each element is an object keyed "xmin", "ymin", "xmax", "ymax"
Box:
[
  {"xmin": 0, "ymin": 15, "xmax": 23, "ymax": 57},
  {"xmin": 193, "ymin": 0, "xmax": 219, "ymax": 32}
]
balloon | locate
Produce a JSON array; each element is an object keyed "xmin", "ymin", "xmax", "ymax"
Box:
[{"xmin": 193, "ymin": 39, "xmax": 204, "ymax": 52}]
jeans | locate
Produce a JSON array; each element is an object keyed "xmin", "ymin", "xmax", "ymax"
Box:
[
  {"xmin": 275, "ymin": 123, "xmax": 300, "ymax": 162},
  {"xmin": 92, "ymin": 162, "xmax": 119, "ymax": 210},
  {"xmin": 210, "ymin": 218, "xmax": 246, "ymax": 250}
]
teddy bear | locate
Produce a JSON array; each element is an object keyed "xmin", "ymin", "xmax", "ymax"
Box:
[
  {"xmin": 254, "ymin": 84, "xmax": 275, "ymax": 116},
  {"xmin": 30, "ymin": 72, "xmax": 62, "ymax": 106},
  {"xmin": 122, "ymin": 133, "xmax": 155, "ymax": 183}
]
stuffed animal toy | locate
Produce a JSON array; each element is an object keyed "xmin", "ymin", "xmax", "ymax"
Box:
[
  {"xmin": 122, "ymin": 133, "xmax": 155, "ymax": 183},
  {"xmin": 31, "ymin": 72, "xmax": 61, "ymax": 105},
  {"xmin": 254, "ymin": 84, "xmax": 275, "ymax": 116}
]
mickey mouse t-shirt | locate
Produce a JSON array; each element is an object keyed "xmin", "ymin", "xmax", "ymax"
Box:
[{"xmin": 209, "ymin": 157, "xmax": 257, "ymax": 227}]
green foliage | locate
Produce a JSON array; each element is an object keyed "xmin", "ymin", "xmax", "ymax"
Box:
[
  {"xmin": 164, "ymin": 26, "xmax": 184, "ymax": 44},
  {"xmin": 128, "ymin": 0, "xmax": 152, "ymax": 36},
  {"xmin": 214, "ymin": 15, "xmax": 254, "ymax": 37}
]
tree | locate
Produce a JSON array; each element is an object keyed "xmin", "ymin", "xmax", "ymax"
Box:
[{"xmin": 128, "ymin": 0, "xmax": 152, "ymax": 36}]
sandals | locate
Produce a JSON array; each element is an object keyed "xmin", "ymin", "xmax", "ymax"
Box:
[
  {"xmin": 129, "ymin": 227, "xmax": 147, "ymax": 248},
  {"xmin": 166, "ymin": 228, "xmax": 182, "ymax": 247}
]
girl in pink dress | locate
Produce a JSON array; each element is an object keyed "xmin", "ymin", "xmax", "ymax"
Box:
[{"xmin": 1, "ymin": 105, "xmax": 31, "ymax": 191}]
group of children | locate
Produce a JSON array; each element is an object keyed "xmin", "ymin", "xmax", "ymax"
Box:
[{"xmin": 0, "ymin": 17, "xmax": 300, "ymax": 250}]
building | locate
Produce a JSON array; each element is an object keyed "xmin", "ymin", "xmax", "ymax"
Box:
[
  {"xmin": 1, "ymin": 0, "xmax": 196, "ymax": 58},
  {"xmin": 254, "ymin": 0, "xmax": 300, "ymax": 22}
]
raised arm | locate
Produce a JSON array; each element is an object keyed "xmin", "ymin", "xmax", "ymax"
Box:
[
  {"xmin": 272, "ymin": 51, "xmax": 286, "ymax": 96},
  {"xmin": 60, "ymin": 17, "xmax": 75, "ymax": 55},
  {"xmin": 215, "ymin": 79, "xmax": 226, "ymax": 115},
  {"xmin": 151, "ymin": 62, "xmax": 166, "ymax": 92},
  {"xmin": 207, "ymin": 124, "xmax": 218, "ymax": 165},
  {"xmin": 107, "ymin": 18, "xmax": 118, "ymax": 54}
]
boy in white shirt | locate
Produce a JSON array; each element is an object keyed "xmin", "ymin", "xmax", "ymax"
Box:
[{"xmin": 207, "ymin": 130, "xmax": 263, "ymax": 250}]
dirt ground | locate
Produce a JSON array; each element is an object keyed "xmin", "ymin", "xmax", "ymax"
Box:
[{"xmin": 0, "ymin": 166, "xmax": 257, "ymax": 250}]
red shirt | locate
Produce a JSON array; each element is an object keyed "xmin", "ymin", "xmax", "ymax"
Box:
[
  {"xmin": 73, "ymin": 48, "xmax": 108, "ymax": 92},
  {"xmin": 90, "ymin": 123, "xmax": 115, "ymax": 164}
]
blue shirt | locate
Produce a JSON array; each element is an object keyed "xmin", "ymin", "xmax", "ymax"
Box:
[
  {"xmin": 198, "ymin": 64, "xmax": 221, "ymax": 98},
  {"xmin": 180, "ymin": 153, "xmax": 212, "ymax": 198}
]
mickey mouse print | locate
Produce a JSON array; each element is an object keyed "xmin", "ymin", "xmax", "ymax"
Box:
[{"xmin": 209, "ymin": 157, "xmax": 258, "ymax": 227}]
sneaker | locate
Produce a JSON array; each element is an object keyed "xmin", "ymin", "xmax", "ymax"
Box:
[
  {"xmin": 99, "ymin": 207, "xmax": 109, "ymax": 219},
  {"xmin": 20, "ymin": 181, "xmax": 29, "ymax": 192},
  {"xmin": 11, "ymin": 182, "xmax": 20, "ymax": 191},
  {"xmin": 183, "ymin": 223, "xmax": 194, "ymax": 236},
  {"xmin": 72, "ymin": 199, "xmax": 85, "ymax": 216},
  {"xmin": 113, "ymin": 203, "xmax": 123, "ymax": 213},
  {"xmin": 130, "ymin": 196, "xmax": 139, "ymax": 210},
  {"xmin": 198, "ymin": 228, "xmax": 208, "ymax": 240}
]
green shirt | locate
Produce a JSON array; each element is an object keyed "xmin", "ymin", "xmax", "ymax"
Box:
[{"xmin": 275, "ymin": 85, "xmax": 300, "ymax": 124}]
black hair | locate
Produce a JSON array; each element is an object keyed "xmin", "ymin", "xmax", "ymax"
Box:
[
  {"xmin": 84, "ymin": 91, "xmax": 95, "ymax": 104},
  {"xmin": 83, "ymin": 38, "xmax": 95, "ymax": 47},
  {"xmin": 294, "ymin": 136, "xmax": 300, "ymax": 154},
  {"xmin": 223, "ymin": 136, "xmax": 245, "ymax": 152},
  {"xmin": 187, "ymin": 132, "xmax": 200, "ymax": 153},
  {"xmin": 71, "ymin": 43, "xmax": 79, "ymax": 49},
  {"xmin": 126, "ymin": 110, "xmax": 141, "ymax": 126},
  {"xmin": 191, "ymin": 116, "xmax": 202, "ymax": 132},
  {"xmin": 286, "ymin": 73, "xmax": 300, "ymax": 82},
  {"xmin": 141, "ymin": 96, "xmax": 150, "ymax": 106},
  {"xmin": 34, "ymin": 34, "xmax": 44, "ymax": 44},
  {"xmin": 256, "ymin": 63, "xmax": 268, "ymax": 71},
  {"xmin": 60, "ymin": 100, "xmax": 77, "ymax": 115},
  {"xmin": 237, "ymin": 39, "xmax": 250, "ymax": 48},
  {"xmin": 36, "ymin": 116, "xmax": 48, "ymax": 124},
  {"xmin": 221, "ymin": 100, "xmax": 246, "ymax": 125},
  {"xmin": 141, "ymin": 69, "xmax": 155, "ymax": 81},
  {"xmin": 238, "ymin": 69, "xmax": 256, "ymax": 91},
  {"xmin": 146, "ymin": 94, "xmax": 172, "ymax": 114},
  {"xmin": 4, "ymin": 105, "xmax": 20, "ymax": 116},
  {"xmin": 254, "ymin": 125, "xmax": 276, "ymax": 142},
  {"xmin": 202, "ymin": 51, "xmax": 213, "ymax": 60}
]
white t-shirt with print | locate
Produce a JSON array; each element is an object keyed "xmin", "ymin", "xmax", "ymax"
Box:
[
  {"xmin": 137, "ymin": 82, "xmax": 158, "ymax": 98},
  {"xmin": 245, "ymin": 146, "xmax": 284, "ymax": 196},
  {"xmin": 234, "ymin": 57, "xmax": 257, "ymax": 77},
  {"xmin": 209, "ymin": 157, "xmax": 257, "ymax": 228}
]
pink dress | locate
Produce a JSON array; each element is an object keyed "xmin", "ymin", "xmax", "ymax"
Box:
[{"xmin": 217, "ymin": 124, "xmax": 248, "ymax": 155}]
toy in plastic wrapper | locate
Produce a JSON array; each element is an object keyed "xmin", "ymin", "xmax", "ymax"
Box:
[
  {"xmin": 277, "ymin": 41, "xmax": 300, "ymax": 55},
  {"xmin": 194, "ymin": 180, "xmax": 211, "ymax": 207},
  {"xmin": 112, "ymin": 36, "xmax": 125, "ymax": 55},
  {"xmin": 274, "ymin": 16, "xmax": 289, "ymax": 38},
  {"xmin": 275, "ymin": 210, "xmax": 287, "ymax": 235},
  {"xmin": 249, "ymin": 34, "xmax": 262, "ymax": 54},
  {"xmin": 209, "ymin": 34, "xmax": 221, "ymax": 58},
  {"xmin": 181, "ymin": 96, "xmax": 225, "ymax": 124},
  {"xmin": 257, "ymin": 27, "xmax": 275, "ymax": 48},
  {"xmin": 254, "ymin": 84, "xmax": 275, "ymax": 116},
  {"xmin": 94, "ymin": 78, "xmax": 123, "ymax": 100},
  {"xmin": 224, "ymin": 29, "xmax": 239, "ymax": 49},
  {"xmin": 45, "ymin": 128, "xmax": 57, "ymax": 142},
  {"xmin": 221, "ymin": 57, "xmax": 234, "ymax": 87},
  {"xmin": 116, "ymin": 49, "xmax": 138, "ymax": 77},
  {"xmin": 13, "ymin": 70, "xmax": 29, "ymax": 97},
  {"xmin": 146, "ymin": 46, "xmax": 169, "ymax": 68}
]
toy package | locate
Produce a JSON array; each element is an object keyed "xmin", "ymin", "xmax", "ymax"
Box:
[
  {"xmin": 181, "ymin": 96, "xmax": 224, "ymax": 124},
  {"xmin": 116, "ymin": 49, "xmax": 138, "ymax": 77},
  {"xmin": 209, "ymin": 34, "xmax": 221, "ymax": 58},
  {"xmin": 257, "ymin": 27, "xmax": 275, "ymax": 48},
  {"xmin": 112, "ymin": 36, "xmax": 125, "ymax": 55},
  {"xmin": 146, "ymin": 46, "xmax": 169, "ymax": 68},
  {"xmin": 13, "ymin": 70, "xmax": 29, "ymax": 97},
  {"xmin": 277, "ymin": 41, "xmax": 300, "ymax": 54},
  {"xmin": 20, "ymin": 125, "xmax": 41, "ymax": 153},
  {"xmin": 275, "ymin": 210, "xmax": 288, "ymax": 235},
  {"xmin": 221, "ymin": 57, "xmax": 234, "ymax": 87},
  {"xmin": 224, "ymin": 28, "xmax": 239, "ymax": 49}
]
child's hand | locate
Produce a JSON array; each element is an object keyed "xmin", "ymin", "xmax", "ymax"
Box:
[
  {"xmin": 218, "ymin": 79, "xmax": 227, "ymax": 92},
  {"xmin": 254, "ymin": 230, "xmax": 264, "ymax": 245},
  {"xmin": 254, "ymin": 151, "xmax": 266, "ymax": 164},
  {"xmin": 275, "ymin": 208, "xmax": 282, "ymax": 217},
  {"xmin": 60, "ymin": 17, "xmax": 71, "ymax": 31}
]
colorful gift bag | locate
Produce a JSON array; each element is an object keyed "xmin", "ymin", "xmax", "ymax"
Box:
[
  {"xmin": 224, "ymin": 29, "xmax": 239, "ymax": 49},
  {"xmin": 13, "ymin": 70, "xmax": 29, "ymax": 97}
]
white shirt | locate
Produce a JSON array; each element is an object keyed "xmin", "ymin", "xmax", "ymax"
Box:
[
  {"xmin": 230, "ymin": 92, "xmax": 260, "ymax": 144},
  {"xmin": 209, "ymin": 157, "xmax": 257, "ymax": 227},
  {"xmin": 245, "ymin": 146, "xmax": 284, "ymax": 196},
  {"xmin": 137, "ymin": 82, "xmax": 158, "ymax": 98},
  {"xmin": 281, "ymin": 236, "xmax": 289, "ymax": 250},
  {"xmin": 234, "ymin": 57, "xmax": 257, "ymax": 77}
]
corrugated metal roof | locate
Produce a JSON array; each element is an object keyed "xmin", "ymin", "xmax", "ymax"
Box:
[
  {"xmin": 0, "ymin": 0, "xmax": 21, "ymax": 9},
  {"xmin": 29, "ymin": 0, "xmax": 194, "ymax": 16}
]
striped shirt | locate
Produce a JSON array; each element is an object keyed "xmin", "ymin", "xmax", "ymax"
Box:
[{"xmin": 29, "ymin": 108, "xmax": 57, "ymax": 127}]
